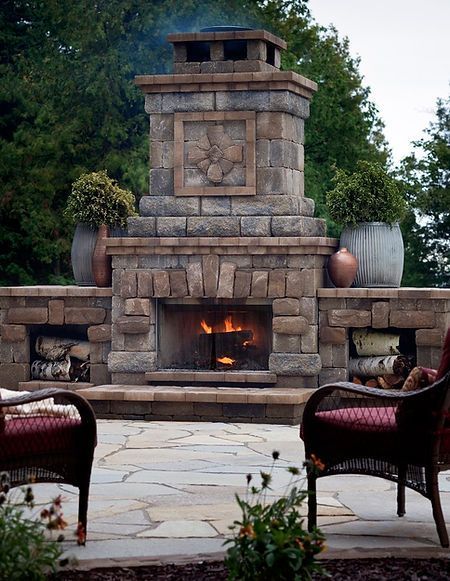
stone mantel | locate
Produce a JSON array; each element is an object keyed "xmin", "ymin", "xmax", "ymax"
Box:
[
  {"xmin": 105, "ymin": 236, "xmax": 338, "ymax": 256},
  {"xmin": 318, "ymin": 288, "xmax": 450, "ymax": 299}
]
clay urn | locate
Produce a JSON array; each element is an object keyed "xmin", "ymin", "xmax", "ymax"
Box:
[{"xmin": 327, "ymin": 247, "xmax": 358, "ymax": 288}]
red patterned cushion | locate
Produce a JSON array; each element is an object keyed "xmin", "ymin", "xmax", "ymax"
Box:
[
  {"xmin": 0, "ymin": 416, "xmax": 82, "ymax": 462},
  {"xmin": 437, "ymin": 328, "xmax": 450, "ymax": 380},
  {"xmin": 315, "ymin": 406, "xmax": 398, "ymax": 432}
]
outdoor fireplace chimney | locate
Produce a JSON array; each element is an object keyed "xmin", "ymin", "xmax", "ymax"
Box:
[{"xmin": 106, "ymin": 27, "xmax": 336, "ymax": 389}]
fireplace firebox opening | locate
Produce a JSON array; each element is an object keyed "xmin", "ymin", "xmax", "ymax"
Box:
[{"xmin": 157, "ymin": 299, "xmax": 272, "ymax": 371}]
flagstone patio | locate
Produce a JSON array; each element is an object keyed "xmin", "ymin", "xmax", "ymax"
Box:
[{"xmin": 29, "ymin": 420, "xmax": 450, "ymax": 569}]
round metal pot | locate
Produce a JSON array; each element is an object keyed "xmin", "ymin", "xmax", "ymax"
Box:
[{"xmin": 340, "ymin": 222, "xmax": 404, "ymax": 288}]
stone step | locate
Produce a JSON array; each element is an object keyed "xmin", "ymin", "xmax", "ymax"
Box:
[
  {"xmin": 75, "ymin": 384, "xmax": 315, "ymax": 425},
  {"xmin": 18, "ymin": 381, "xmax": 94, "ymax": 392},
  {"xmin": 145, "ymin": 371, "xmax": 277, "ymax": 385}
]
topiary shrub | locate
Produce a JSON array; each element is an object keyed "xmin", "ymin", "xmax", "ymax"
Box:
[
  {"xmin": 65, "ymin": 170, "xmax": 137, "ymax": 229},
  {"xmin": 326, "ymin": 161, "xmax": 407, "ymax": 228}
]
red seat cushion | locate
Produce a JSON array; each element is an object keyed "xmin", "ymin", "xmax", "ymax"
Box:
[
  {"xmin": 315, "ymin": 406, "xmax": 398, "ymax": 433},
  {"xmin": 0, "ymin": 416, "xmax": 82, "ymax": 462}
]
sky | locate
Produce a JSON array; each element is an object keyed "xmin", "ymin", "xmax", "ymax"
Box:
[{"xmin": 307, "ymin": 0, "xmax": 450, "ymax": 164}]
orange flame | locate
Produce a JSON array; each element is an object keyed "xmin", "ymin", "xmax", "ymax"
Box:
[
  {"xmin": 217, "ymin": 356, "xmax": 235, "ymax": 365},
  {"xmin": 224, "ymin": 316, "xmax": 242, "ymax": 333},
  {"xmin": 200, "ymin": 319, "xmax": 213, "ymax": 334}
]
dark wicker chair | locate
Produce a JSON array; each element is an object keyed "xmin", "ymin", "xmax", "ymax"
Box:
[
  {"xmin": 0, "ymin": 388, "xmax": 97, "ymax": 542},
  {"xmin": 301, "ymin": 370, "xmax": 450, "ymax": 547}
]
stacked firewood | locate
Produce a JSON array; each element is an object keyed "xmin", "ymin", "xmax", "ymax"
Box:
[
  {"xmin": 349, "ymin": 329, "xmax": 413, "ymax": 389},
  {"xmin": 31, "ymin": 336, "xmax": 90, "ymax": 382}
]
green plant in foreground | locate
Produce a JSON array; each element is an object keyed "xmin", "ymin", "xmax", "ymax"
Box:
[
  {"xmin": 326, "ymin": 161, "xmax": 407, "ymax": 227},
  {"xmin": 65, "ymin": 170, "xmax": 137, "ymax": 229},
  {"xmin": 0, "ymin": 472, "xmax": 69, "ymax": 581},
  {"xmin": 225, "ymin": 452, "xmax": 327, "ymax": 581}
]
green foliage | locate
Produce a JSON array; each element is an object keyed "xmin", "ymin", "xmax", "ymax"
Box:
[
  {"xmin": 398, "ymin": 95, "xmax": 450, "ymax": 287},
  {"xmin": 0, "ymin": 0, "xmax": 389, "ymax": 283},
  {"xmin": 0, "ymin": 473, "xmax": 65, "ymax": 581},
  {"xmin": 65, "ymin": 170, "xmax": 137, "ymax": 229},
  {"xmin": 225, "ymin": 452, "xmax": 326, "ymax": 581},
  {"xmin": 326, "ymin": 161, "xmax": 406, "ymax": 227}
]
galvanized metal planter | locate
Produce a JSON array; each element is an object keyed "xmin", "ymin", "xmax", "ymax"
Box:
[
  {"xmin": 71, "ymin": 223, "xmax": 97, "ymax": 286},
  {"xmin": 340, "ymin": 222, "xmax": 404, "ymax": 288}
]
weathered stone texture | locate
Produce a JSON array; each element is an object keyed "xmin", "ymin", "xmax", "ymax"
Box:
[
  {"xmin": 48, "ymin": 300, "xmax": 64, "ymax": 325},
  {"xmin": 320, "ymin": 367, "xmax": 347, "ymax": 384},
  {"xmin": 140, "ymin": 196, "xmax": 199, "ymax": 217},
  {"xmin": 320, "ymin": 326, "xmax": 346, "ymax": 345},
  {"xmin": 187, "ymin": 217, "xmax": 240, "ymax": 237},
  {"xmin": 137, "ymin": 272, "xmax": 153, "ymax": 298},
  {"xmin": 65, "ymin": 308, "xmax": 106, "ymax": 325},
  {"xmin": 285, "ymin": 271, "xmax": 303, "ymax": 299},
  {"xmin": 153, "ymin": 270, "xmax": 171, "ymax": 297},
  {"xmin": 125, "ymin": 298, "xmax": 150, "ymax": 316},
  {"xmin": 232, "ymin": 196, "xmax": 299, "ymax": 216},
  {"xmin": 217, "ymin": 262, "xmax": 237, "ymax": 298},
  {"xmin": 415, "ymin": 329, "xmax": 443, "ymax": 347},
  {"xmin": 156, "ymin": 217, "xmax": 187, "ymax": 237},
  {"xmin": 115, "ymin": 316, "xmax": 150, "ymax": 335},
  {"xmin": 240, "ymin": 216, "xmax": 271, "ymax": 236},
  {"xmin": 273, "ymin": 298, "xmax": 300, "ymax": 316},
  {"xmin": 7, "ymin": 308, "xmax": 48, "ymax": 324},
  {"xmin": 301, "ymin": 325, "xmax": 318, "ymax": 353},
  {"xmin": 273, "ymin": 316, "xmax": 308, "ymax": 335},
  {"xmin": 233, "ymin": 271, "xmax": 252, "ymax": 298},
  {"xmin": 0, "ymin": 324, "xmax": 27, "ymax": 343},
  {"xmin": 120, "ymin": 271, "xmax": 137, "ymax": 298},
  {"xmin": 390, "ymin": 310, "xmax": 435, "ymax": 328},
  {"xmin": 186, "ymin": 263, "xmax": 204, "ymax": 297},
  {"xmin": 251, "ymin": 271, "xmax": 268, "ymax": 297},
  {"xmin": 127, "ymin": 217, "xmax": 156, "ymax": 237},
  {"xmin": 169, "ymin": 270, "xmax": 188, "ymax": 297},
  {"xmin": 90, "ymin": 364, "xmax": 111, "ymax": 386},
  {"xmin": 372, "ymin": 302, "xmax": 390, "ymax": 328},
  {"xmin": 273, "ymin": 333, "xmax": 300, "ymax": 353},
  {"xmin": 202, "ymin": 254, "xmax": 220, "ymax": 297},
  {"xmin": 124, "ymin": 332, "xmax": 155, "ymax": 352},
  {"xmin": 108, "ymin": 351, "xmax": 157, "ymax": 373},
  {"xmin": 268, "ymin": 270, "xmax": 286, "ymax": 298},
  {"xmin": 298, "ymin": 297, "xmax": 318, "ymax": 324},
  {"xmin": 269, "ymin": 353, "xmax": 321, "ymax": 376},
  {"xmin": 87, "ymin": 324, "xmax": 112, "ymax": 343},
  {"xmin": 328, "ymin": 309, "xmax": 371, "ymax": 328}
]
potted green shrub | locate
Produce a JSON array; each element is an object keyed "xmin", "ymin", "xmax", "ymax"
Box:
[
  {"xmin": 65, "ymin": 171, "xmax": 137, "ymax": 286},
  {"xmin": 326, "ymin": 161, "xmax": 407, "ymax": 287}
]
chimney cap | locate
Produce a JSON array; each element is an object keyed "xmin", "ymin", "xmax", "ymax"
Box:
[{"xmin": 167, "ymin": 29, "xmax": 287, "ymax": 50}]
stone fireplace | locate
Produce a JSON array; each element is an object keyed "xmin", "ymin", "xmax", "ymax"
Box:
[{"xmin": 105, "ymin": 27, "xmax": 336, "ymax": 389}]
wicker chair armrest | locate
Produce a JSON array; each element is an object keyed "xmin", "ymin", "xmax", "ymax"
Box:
[
  {"xmin": 0, "ymin": 388, "xmax": 96, "ymax": 435},
  {"xmin": 302, "ymin": 379, "xmax": 443, "ymax": 427}
]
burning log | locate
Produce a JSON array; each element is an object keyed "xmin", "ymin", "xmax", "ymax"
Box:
[
  {"xmin": 35, "ymin": 336, "xmax": 90, "ymax": 362},
  {"xmin": 352, "ymin": 329, "xmax": 400, "ymax": 356},
  {"xmin": 348, "ymin": 355, "xmax": 412, "ymax": 378},
  {"xmin": 198, "ymin": 330, "xmax": 253, "ymax": 361}
]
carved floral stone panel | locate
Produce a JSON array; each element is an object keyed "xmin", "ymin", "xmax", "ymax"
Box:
[{"xmin": 174, "ymin": 111, "xmax": 256, "ymax": 196}]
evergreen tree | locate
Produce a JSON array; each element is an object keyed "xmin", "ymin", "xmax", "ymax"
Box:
[
  {"xmin": 400, "ymin": 95, "xmax": 450, "ymax": 287},
  {"xmin": 0, "ymin": 0, "xmax": 388, "ymax": 284}
]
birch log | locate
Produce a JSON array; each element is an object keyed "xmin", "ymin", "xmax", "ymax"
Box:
[
  {"xmin": 35, "ymin": 336, "xmax": 90, "ymax": 362},
  {"xmin": 352, "ymin": 329, "xmax": 400, "ymax": 356},
  {"xmin": 31, "ymin": 357, "xmax": 90, "ymax": 381},
  {"xmin": 349, "ymin": 355, "xmax": 411, "ymax": 378}
]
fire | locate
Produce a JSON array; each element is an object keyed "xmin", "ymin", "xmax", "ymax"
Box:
[
  {"xmin": 224, "ymin": 316, "xmax": 242, "ymax": 333},
  {"xmin": 200, "ymin": 319, "xmax": 213, "ymax": 334},
  {"xmin": 217, "ymin": 356, "xmax": 235, "ymax": 366}
]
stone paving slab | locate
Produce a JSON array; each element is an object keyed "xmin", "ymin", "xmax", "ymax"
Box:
[{"xmin": 25, "ymin": 419, "xmax": 450, "ymax": 567}]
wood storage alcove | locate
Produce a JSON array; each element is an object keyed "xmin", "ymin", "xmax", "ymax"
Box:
[{"xmin": 157, "ymin": 298, "xmax": 272, "ymax": 372}]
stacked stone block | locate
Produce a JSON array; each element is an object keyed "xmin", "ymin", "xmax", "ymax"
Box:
[
  {"xmin": 0, "ymin": 289, "xmax": 112, "ymax": 389},
  {"xmin": 318, "ymin": 290, "xmax": 450, "ymax": 385}
]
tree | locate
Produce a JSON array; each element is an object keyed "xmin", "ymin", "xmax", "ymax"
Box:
[
  {"xmin": 400, "ymin": 95, "xmax": 450, "ymax": 287},
  {"xmin": 0, "ymin": 0, "xmax": 388, "ymax": 284}
]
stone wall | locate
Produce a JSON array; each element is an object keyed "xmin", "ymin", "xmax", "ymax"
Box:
[
  {"xmin": 318, "ymin": 288, "xmax": 450, "ymax": 385},
  {"xmin": 0, "ymin": 287, "xmax": 112, "ymax": 389}
]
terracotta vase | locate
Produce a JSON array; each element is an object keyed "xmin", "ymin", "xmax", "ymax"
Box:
[
  {"xmin": 327, "ymin": 247, "xmax": 358, "ymax": 288},
  {"xmin": 92, "ymin": 224, "xmax": 112, "ymax": 287}
]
